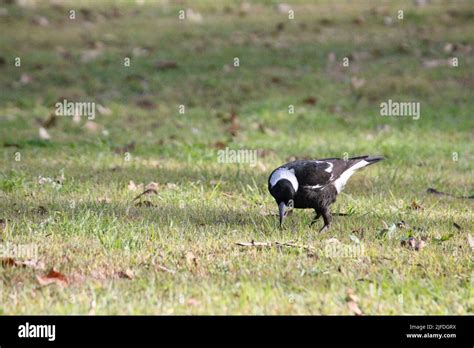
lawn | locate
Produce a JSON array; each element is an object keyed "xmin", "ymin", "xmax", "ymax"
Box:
[{"xmin": 0, "ymin": 0, "xmax": 472, "ymax": 314}]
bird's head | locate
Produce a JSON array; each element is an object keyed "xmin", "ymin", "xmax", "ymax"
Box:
[{"xmin": 269, "ymin": 179, "xmax": 295, "ymax": 227}]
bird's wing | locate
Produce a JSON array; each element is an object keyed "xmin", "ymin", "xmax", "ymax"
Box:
[
  {"xmin": 284, "ymin": 160, "xmax": 334, "ymax": 187},
  {"xmin": 285, "ymin": 156, "xmax": 382, "ymax": 191}
]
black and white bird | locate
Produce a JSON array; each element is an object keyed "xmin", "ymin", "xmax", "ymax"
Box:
[{"xmin": 268, "ymin": 155, "xmax": 384, "ymax": 232}]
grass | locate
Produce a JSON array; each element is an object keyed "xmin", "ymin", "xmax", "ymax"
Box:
[{"xmin": 0, "ymin": 0, "xmax": 473, "ymax": 314}]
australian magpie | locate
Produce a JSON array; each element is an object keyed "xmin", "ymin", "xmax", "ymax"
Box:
[{"xmin": 268, "ymin": 155, "xmax": 384, "ymax": 232}]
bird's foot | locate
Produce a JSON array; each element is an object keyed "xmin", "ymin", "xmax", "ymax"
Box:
[
  {"xmin": 318, "ymin": 224, "xmax": 330, "ymax": 233},
  {"xmin": 310, "ymin": 213, "xmax": 321, "ymax": 226}
]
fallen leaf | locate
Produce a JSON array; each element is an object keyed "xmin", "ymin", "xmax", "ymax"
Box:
[
  {"xmin": 155, "ymin": 61, "xmax": 178, "ymax": 71},
  {"xmin": 185, "ymin": 251, "xmax": 198, "ymax": 268},
  {"xmin": 303, "ymin": 96, "xmax": 317, "ymax": 105},
  {"xmin": 353, "ymin": 16, "xmax": 365, "ymax": 25},
  {"xmin": 401, "ymin": 237, "xmax": 426, "ymax": 251},
  {"xmin": 2, "ymin": 258, "xmax": 45, "ymax": 270},
  {"xmin": 213, "ymin": 141, "xmax": 227, "ymax": 149},
  {"xmin": 117, "ymin": 269, "xmax": 134, "ymax": 279},
  {"xmin": 1, "ymin": 258, "xmax": 15, "ymax": 267},
  {"xmin": 36, "ymin": 268, "xmax": 68, "ymax": 287},
  {"xmin": 114, "ymin": 141, "xmax": 135, "ymax": 154},
  {"xmin": 271, "ymin": 76, "xmax": 282, "ymax": 83},
  {"xmin": 135, "ymin": 98, "xmax": 156, "ymax": 109},
  {"xmin": 410, "ymin": 200, "xmax": 423, "ymax": 210}
]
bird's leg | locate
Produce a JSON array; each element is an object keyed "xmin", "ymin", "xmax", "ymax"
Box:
[
  {"xmin": 318, "ymin": 210, "xmax": 332, "ymax": 233},
  {"xmin": 310, "ymin": 210, "xmax": 321, "ymax": 225}
]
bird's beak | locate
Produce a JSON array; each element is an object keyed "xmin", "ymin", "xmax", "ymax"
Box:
[{"xmin": 278, "ymin": 202, "xmax": 286, "ymax": 228}]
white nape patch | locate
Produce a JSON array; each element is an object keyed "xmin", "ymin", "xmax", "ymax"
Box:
[
  {"xmin": 333, "ymin": 160, "xmax": 369, "ymax": 193},
  {"xmin": 324, "ymin": 162, "xmax": 333, "ymax": 173},
  {"xmin": 270, "ymin": 167, "xmax": 299, "ymax": 192}
]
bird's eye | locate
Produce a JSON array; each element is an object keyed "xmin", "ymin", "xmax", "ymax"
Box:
[{"xmin": 288, "ymin": 200, "xmax": 294, "ymax": 208}]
